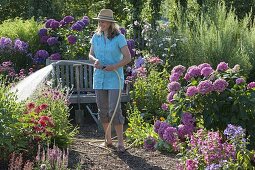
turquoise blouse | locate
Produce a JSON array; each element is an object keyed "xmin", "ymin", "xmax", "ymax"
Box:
[{"xmin": 91, "ymin": 33, "xmax": 127, "ymax": 89}]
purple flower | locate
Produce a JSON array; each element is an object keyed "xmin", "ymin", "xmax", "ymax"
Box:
[
  {"xmin": 184, "ymin": 73, "xmax": 192, "ymax": 81},
  {"xmin": 186, "ymin": 159, "xmax": 198, "ymax": 170},
  {"xmin": 216, "ymin": 62, "xmax": 228, "ymax": 72},
  {"xmin": 158, "ymin": 122, "xmax": 170, "ymax": 139},
  {"xmin": 171, "ymin": 65, "xmax": 186, "ymax": 75},
  {"xmin": 201, "ymin": 67, "xmax": 214, "ymax": 77},
  {"xmin": 71, "ymin": 22, "xmax": 83, "ymax": 31},
  {"xmin": 178, "ymin": 124, "xmax": 194, "ymax": 139},
  {"xmin": 14, "ymin": 39, "xmax": 28, "ymax": 53},
  {"xmin": 35, "ymin": 50, "xmax": 49, "ymax": 59},
  {"xmin": 47, "ymin": 37, "xmax": 58, "ymax": 46},
  {"xmin": 198, "ymin": 63, "xmax": 211, "ymax": 70},
  {"xmin": 236, "ymin": 78, "xmax": 245, "ymax": 85},
  {"xmin": 120, "ymin": 27, "xmax": 127, "ymax": 35},
  {"xmin": 186, "ymin": 86, "xmax": 198, "ymax": 97},
  {"xmin": 40, "ymin": 36, "xmax": 49, "ymax": 44},
  {"xmin": 167, "ymin": 91, "xmax": 176, "ymax": 103},
  {"xmin": 181, "ymin": 112, "xmax": 195, "ymax": 126},
  {"xmin": 247, "ymin": 82, "xmax": 255, "ymax": 89},
  {"xmin": 127, "ymin": 39, "xmax": 135, "ymax": 49},
  {"xmin": 205, "ymin": 163, "xmax": 222, "ymax": 170},
  {"xmin": 83, "ymin": 16, "xmax": 90, "ymax": 23},
  {"xmin": 224, "ymin": 124, "xmax": 245, "ymax": 140},
  {"xmin": 49, "ymin": 53, "xmax": 61, "ymax": 60},
  {"xmin": 213, "ymin": 79, "xmax": 228, "ymax": 92},
  {"xmin": 63, "ymin": 16, "xmax": 74, "ymax": 24},
  {"xmin": 129, "ymin": 49, "xmax": 136, "ymax": 57},
  {"xmin": 81, "ymin": 19, "xmax": 89, "ymax": 27},
  {"xmin": 161, "ymin": 103, "xmax": 168, "ymax": 111},
  {"xmin": 169, "ymin": 73, "xmax": 181, "ymax": 82},
  {"xmin": 135, "ymin": 56, "xmax": 144, "ymax": 68},
  {"xmin": 0, "ymin": 37, "xmax": 12, "ymax": 49},
  {"xmin": 167, "ymin": 82, "xmax": 181, "ymax": 92},
  {"xmin": 45, "ymin": 19, "xmax": 54, "ymax": 28},
  {"xmin": 144, "ymin": 136, "xmax": 156, "ymax": 151},
  {"xmin": 67, "ymin": 35, "xmax": 77, "ymax": 44},
  {"xmin": 38, "ymin": 28, "xmax": 48, "ymax": 37},
  {"xmin": 154, "ymin": 120, "xmax": 161, "ymax": 133},
  {"xmin": 187, "ymin": 65, "xmax": 201, "ymax": 77},
  {"xmin": 163, "ymin": 126, "xmax": 178, "ymax": 144},
  {"xmin": 197, "ymin": 80, "xmax": 213, "ymax": 94},
  {"xmin": 50, "ymin": 20, "xmax": 60, "ymax": 29}
]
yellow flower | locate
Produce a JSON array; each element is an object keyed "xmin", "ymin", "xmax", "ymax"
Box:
[{"xmin": 160, "ymin": 117, "xmax": 165, "ymax": 121}]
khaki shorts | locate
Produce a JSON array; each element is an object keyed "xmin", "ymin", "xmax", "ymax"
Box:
[{"xmin": 95, "ymin": 89, "xmax": 124, "ymax": 125}]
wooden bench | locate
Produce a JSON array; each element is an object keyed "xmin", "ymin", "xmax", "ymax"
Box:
[{"xmin": 46, "ymin": 59, "xmax": 130, "ymax": 127}]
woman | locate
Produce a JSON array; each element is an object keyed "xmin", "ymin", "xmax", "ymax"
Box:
[{"xmin": 89, "ymin": 9, "xmax": 131, "ymax": 152}]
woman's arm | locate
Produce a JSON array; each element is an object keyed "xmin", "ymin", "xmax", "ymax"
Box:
[
  {"xmin": 89, "ymin": 45, "xmax": 100, "ymax": 69},
  {"xmin": 104, "ymin": 45, "xmax": 131, "ymax": 71}
]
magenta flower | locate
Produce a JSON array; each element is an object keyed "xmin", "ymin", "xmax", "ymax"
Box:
[
  {"xmin": 186, "ymin": 86, "xmax": 198, "ymax": 97},
  {"xmin": 197, "ymin": 80, "xmax": 213, "ymax": 94},
  {"xmin": 235, "ymin": 78, "xmax": 245, "ymax": 85},
  {"xmin": 247, "ymin": 82, "xmax": 255, "ymax": 89},
  {"xmin": 216, "ymin": 62, "xmax": 228, "ymax": 72},
  {"xmin": 201, "ymin": 67, "xmax": 213, "ymax": 77},
  {"xmin": 186, "ymin": 159, "xmax": 199, "ymax": 170},
  {"xmin": 213, "ymin": 79, "xmax": 228, "ymax": 92},
  {"xmin": 167, "ymin": 81, "xmax": 181, "ymax": 92}
]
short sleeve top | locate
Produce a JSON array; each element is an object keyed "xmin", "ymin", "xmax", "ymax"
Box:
[{"xmin": 91, "ymin": 33, "xmax": 127, "ymax": 89}]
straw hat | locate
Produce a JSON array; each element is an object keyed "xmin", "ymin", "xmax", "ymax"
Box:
[{"xmin": 93, "ymin": 9, "xmax": 117, "ymax": 23}]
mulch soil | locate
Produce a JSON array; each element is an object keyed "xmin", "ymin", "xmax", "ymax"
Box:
[{"xmin": 68, "ymin": 122, "xmax": 179, "ymax": 170}]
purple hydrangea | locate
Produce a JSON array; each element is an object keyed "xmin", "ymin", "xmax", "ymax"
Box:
[
  {"xmin": 63, "ymin": 16, "xmax": 74, "ymax": 24},
  {"xmin": 184, "ymin": 73, "xmax": 192, "ymax": 81},
  {"xmin": 161, "ymin": 103, "xmax": 168, "ymax": 111},
  {"xmin": 216, "ymin": 62, "xmax": 228, "ymax": 72},
  {"xmin": 224, "ymin": 124, "xmax": 245, "ymax": 140},
  {"xmin": 181, "ymin": 112, "xmax": 195, "ymax": 126},
  {"xmin": 169, "ymin": 73, "xmax": 181, "ymax": 82},
  {"xmin": 158, "ymin": 122, "xmax": 170, "ymax": 139},
  {"xmin": 197, "ymin": 80, "xmax": 214, "ymax": 94},
  {"xmin": 143, "ymin": 136, "xmax": 156, "ymax": 151},
  {"xmin": 186, "ymin": 86, "xmax": 198, "ymax": 97},
  {"xmin": 0, "ymin": 37, "xmax": 12, "ymax": 49},
  {"xmin": 235, "ymin": 78, "xmax": 245, "ymax": 85},
  {"xmin": 120, "ymin": 27, "xmax": 127, "ymax": 35},
  {"xmin": 201, "ymin": 67, "xmax": 214, "ymax": 77},
  {"xmin": 171, "ymin": 65, "xmax": 186, "ymax": 75},
  {"xmin": 178, "ymin": 124, "xmax": 194, "ymax": 139},
  {"xmin": 38, "ymin": 28, "xmax": 48, "ymax": 37},
  {"xmin": 127, "ymin": 39, "xmax": 135, "ymax": 49},
  {"xmin": 71, "ymin": 22, "xmax": 83, "ymax": 31},
  {"xmin": 47, "ymin": 37, "xmax": 59, "ymax": 46},
  {"xmin": 154, "ymin": 120, "xmax": 161, "ymax": 133},
  {"xmin": 213, "ymin": 79, "xmax": 229, "ymax": 92},
  {"xmin": 167, "ymin": 91, "xmax": 176, "ymax": 103},
  {"xmin": 45, "ymin": 19, "xmax": 54, "ymax": 28},
  {"xmin": 198, "ymin": 63, "xmax": 211, "ymax": 70},
  {"xmin": 50, "ymin": 20, "xmax": 60, "ymax": 29},
  {"xmin": 14, "ymin": 39, "xmax": 28, "ymax": 53},
  {"xmin": 40, "ymin": 36, "xmax": 49, "ymax": 44},
  {"xmin": 67, "ymin": 35, "xmax": 77, "ymax": 44},
  {"xmin": 167, "ymin": 81, "xmax": 181, "ymax": 92},
  {"xmin": 49, "ymin": 53, "xmax": 61, "ymax": 60},
  {"xmin": 163, "ymin": 126, "xmax": 178, "ymax": 144},
  {"xmin": 135, "ymin": 56, "xmax": 145, "ymax": 68},
  {"xmin": 35, "ymin": 50, "xmax": 49, "ymax": 59},
  {"xmin": 187, "ymin": 65, "xmax": 201, "ymax": 77},
  {"xmin": 247, "ymin": 82, "xmax": 255, "ymax": 89}
]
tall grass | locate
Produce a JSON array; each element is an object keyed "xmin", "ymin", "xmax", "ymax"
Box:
[{"xmin": 164, "ymin": 2, "xmax": 255, "ymax": 77}]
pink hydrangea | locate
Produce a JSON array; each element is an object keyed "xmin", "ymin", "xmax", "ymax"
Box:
[
  {"xmin": 235, "ymin": 78, "xmax": 245, "ymax": 85},
  {"xmin": 216, "ymin": 62, "xmax": 228, "ymax": 72},
  {"xmin": 247, "ymin": 82, "xmax": 255, "ymax": 89},
  {"xmin": 197, "ymin": 80, "xmax": 214, "ymax": 94},
  {"xmin": 213, "ymin": 79, "xmax": 229, "ymax": 92},
  {"xmin": 167, "ymin": 81, "xmax": 181, "ymax": 92},
  {"xmin": 186, "ymin": 86, "xmax": 198, "ymax": 97}
]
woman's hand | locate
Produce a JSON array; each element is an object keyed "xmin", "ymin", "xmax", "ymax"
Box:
[
  {"xmin": 103, "ymin": 64, "xmax": 118, "ymax": 71},
  {"xmin": 94, "ymin": 59, "xmax": 101, "ymax": 69}
]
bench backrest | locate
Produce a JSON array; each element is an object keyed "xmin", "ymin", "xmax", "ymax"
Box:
[{"xmin": 46, "ymin": 59, "xmax": 130, "ymax": 103}]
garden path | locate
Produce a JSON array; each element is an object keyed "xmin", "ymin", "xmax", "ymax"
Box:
[{"xmin": 68, "ymin": 123, "xmax": 178, "ymax": 170}]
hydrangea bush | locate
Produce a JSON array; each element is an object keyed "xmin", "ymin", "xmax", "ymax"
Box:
[
  {"xmin": 34, "ymin": 15, "xmax": 91, "ymax": 64},
  {"xmin": 165, "ymin": 62, "xmax": 255, "ymax": 147}
]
